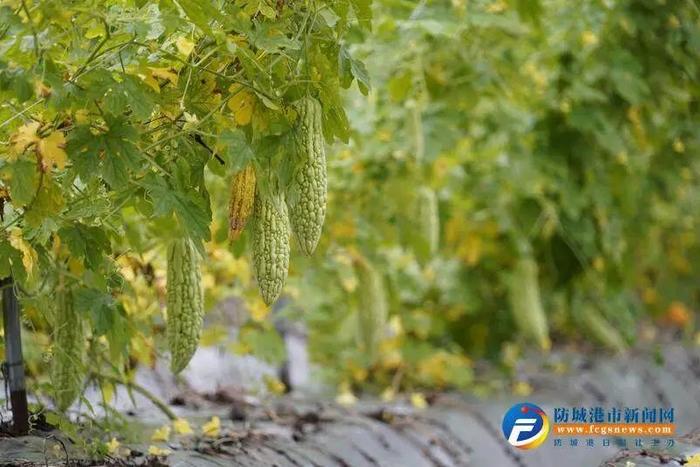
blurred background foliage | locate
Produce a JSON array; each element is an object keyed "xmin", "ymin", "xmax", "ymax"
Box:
[
  {"xmin": 294, "ymin": 0, "xmax": 700, "ymax": 394},
  {"xmin": 1, "ymin": 0, "xmax": 700, "ymax": 404}
]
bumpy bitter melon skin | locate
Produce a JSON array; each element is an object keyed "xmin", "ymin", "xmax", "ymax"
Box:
[
  {"xmin": 167, "ymin": 238, "xmax": 204, "ymax": 374},
  {"xmin": 355, "ymin": 258, "xmax": 388, "ymax": 362},
  {"xmin": 508, "ymin": 256, "xmax": 551, "ymax": 351},
  {"xmin": 51, "ymin": 289, "xmax": 85, "ymax": 412},
  {"xmin": 287, "ymin": 96, "xmax": 327, "ymax": 256},
  {"xmin": 252, "ymin": 192, "xmax": 290, "ymax": 305},
  {"xmin": 228, "ymin": 164, "xmax": 256, "ymax": 240},
  {"xmin": 416, "ymin": 186, "xmax": 439, "ymax": 257}
]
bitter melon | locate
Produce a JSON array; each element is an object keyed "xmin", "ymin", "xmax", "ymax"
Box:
[
  {"xmin": 355, "ymin": 257, "xmax": 388, "ymax": 362},
  {"xmin": 416, "ymin": 186, "xmax": 439, "ymax": 258},
  {"xmin": 228, "ymin": 164, "xmax": 256, "ymax": 240},
  {"xmin": 167, "ymin": 238, "xmax": 204, "ymax": 374},
  {"xmin": 252, "ymin": 192, "xmax": 290, "ymax": 305},
  {"xmin": 51, "ymin": 288, "xmax": 85, "ymax": 411},
  {"xmin": 580, "ymin": 304, "xmax": 626, "ymax": 353},
  {"xmin": 507, "ymin": 256, "xmax": 551, "ymax": 351},
  {"xmin": 287, "ymin": 96, "xmax": 327, "ymax": 256}
]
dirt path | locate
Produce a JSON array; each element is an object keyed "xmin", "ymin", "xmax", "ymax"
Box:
[{"xmin": 2, "ymin": 343, "xmax": 699, "ymax": 466}]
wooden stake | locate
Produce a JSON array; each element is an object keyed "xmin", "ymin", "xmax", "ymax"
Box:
[{"xmin": 2, "ymin": 277, "xmax": 29, "ymax": 434}]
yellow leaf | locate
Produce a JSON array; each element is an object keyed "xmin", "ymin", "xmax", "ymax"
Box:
[
  {"xmin": 85, "ymin": 23, "xmax": 105, "ymax": 39},
  {"xmin": 202, "ymin": 416, "xmax": 221, "ymax": 438},
  {"xmin": 34, "ymin": 81, "xmax": 51, "ymax": 98},
  {"xmin": 227, "ymin": 85, "xmax": 255, "ymax": 126},
  {"xmin": 673, "ymin": 139, "xmax": 685, "ymax": 153},
  {"xmin": 581, "ymin": 30, "xmax": 599, "ymax": 46},
  {"xmin": 106, "ymin": 438, "xmax": 120, "ymax": 455},
  {"xmin": 351, "ymin": 367, "xmax": 368, "ymax": 382},
  {"xmin": 8, "ymin": 229, "xmax": 37, "ymax": 276},
  {"xmin": 687, "ymin": 454, "xmax": 700, "ymax": 466},
  {"xmin": 151, "ymin": 425, "xmax": 171, "ymax": 442},
  {"xmin": 74, "ymin": 109, "xmax": 90, "ymax": 125},
  {"xmin": 173, "ymin": 418, "xmax": 193, "ymax": 435},
  {"xmin": 199, "ymin": 325, "xmax": 228, "ymax": 347},
  {"xmin": 147, "ymin": 446, "xmax": 172, "ymax": 457},
  {"xmin": 176, "ymin": 37, "xmax": 195, "ymax": 57},
  {"xmin": 411, "ymin": 393, "xmax": 428, "ymax": 409},
  {"xmin": 486, "ymin": 1, "xmax": 507, "ymax": 13},
  {"xmin": 140, "ymin": 74, "xmax": 161, "ymax": 93},
  {"xmin": 68, "ymin": 257, "xmax": 84, "ymax": 275},
  {"xmin": 100, "ymin": 381, "xmax": 115, "ymax": 404},
  {"xmin": 37, "ymin": 131, "xmax": 67, "ymax": 170},
  {"xmin": 9, "ymin": 121, "xmax": 40, "ymax": 157},
  {"xmin": 150, "ymin": 67, "xmax": 179, "ymax": 86}
]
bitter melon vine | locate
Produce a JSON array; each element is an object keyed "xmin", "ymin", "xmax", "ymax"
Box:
[
  {"xmin": 355, "ymin": 257, "xmax": 388, "ymax": 362},
  {"xmin": 507, "ymin": 256, "xmax": 551, "ymax": 351},
  {"xmin": 416, "ymin": 186, "xmax": 439, "ymax": 258},
  {"xmin": 51, "ymin": 288, "xmax": 85, "ymax": 412},
  {"xmin": 228, "ymin": 164, "xmax": 257, "ymax": 240},
  {"xmin": 287, "ymin": 96, "xmax": 327, "ymax": 256},
  {"xmin": 252, "ymin": 192, "xmax": 291, "ymax": 305},
  {"xmin": 167, "ymin": 238, "xmax": 204, "ymax": 374}
]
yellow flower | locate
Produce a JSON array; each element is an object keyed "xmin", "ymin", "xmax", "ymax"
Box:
[
  {"xmin": 202, "ymin": 416, "xmax": 221, "ymax": 438},
  {"xmin": 151, "ymin": 425, "xmax": 171, "ymax": 442},
  {"xmin": 513, "ymin": 381, "xmax": 533, "ymax": 397},
  {"xmin": 264, "ymin": 375, "xmax": 287, "ymax": 395},
  {"xmin": 336, "ymin": 384, "xmax": 358, "ymax": 406},
  {"xmin": 173, "ymin": 418, "xmax": 193, "ymax": 435},
  {"xmin": 381, "ymin": 387, "xmax": 396, "ymax": 402},
  {"xmin": 411, "ymin": 393, "xmax": 428, "ymax": 409},
  {"xmin": 106, "ymin": 438, "xmax": 120, "ymax": 455},
  {"xmin": 147, "ymin": 446, "xmax": 172, "ymax": 457}
]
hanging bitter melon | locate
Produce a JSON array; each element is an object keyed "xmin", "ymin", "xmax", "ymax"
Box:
[
  {"xmin": 252, "ymin": 192, "xmax": 291, "ymax": 305},
  {"xmin": 415, "ymin": 186, "xmax": 439, "ymax": 258},
  {"xmin": 228, "ymin": 164, "xmax": 256, "ymax": 241},
  {"xmin": 507, "ymin": 255, "xmax": 551, "ymax": 351},
  {"xmin": 167, "ymin": 238, "xmax": 204, "ymax": 374},
  {"xmin": 355, "ymin": 257, "xmax": 388, "ymax": 362},
  {"xmin": 51, "ymin": 288, "xmax": 85, "ymax": 411},
  {"xmin": 287, "ymin": 96, "xmax": 327, "ymax": 256}
]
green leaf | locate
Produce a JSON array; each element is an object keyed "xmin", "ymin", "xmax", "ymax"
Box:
[
  {"xmin": 175, "ymin": 0, "xmax": 218, "ymax": 33},
  {"xmin": 0, "ymin": 240, "xmax": 26, "ymax": 282},
  {"xmin": 0, "ymin": 159, "xmax": 38, "ymax": 207},
  {"xmin": 58, "ymin": 223, "xmax": 111, "ymax": 270},
  {"xmin": 73, "ymin": 287, "xmax": 117, "ymax": 335},
  {"xmin": 218, "ymin": 129, "xmax": 255, "ymax": 171},
  {"xmin": 68, "ymin": 117, "xmax": 141, "ymax": 188},
  {"xmin": 24, "ymin": 179, "xmax": 65, "ymax": 228},
  {"xmin": 350, "ymin": 0, "xmax": 372, "ymax": 30},
  {"xmin": 143, "ymin": 175, "xmax": 211, "ymax": 242}
]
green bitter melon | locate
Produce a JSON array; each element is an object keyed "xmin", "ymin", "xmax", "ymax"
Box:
[
  {"xmin": 355, "ymin": 257, "xmax": 388, "ymax": 362},
  {"xmin": 287, "ymin": 96, "xmax": 327, "ymax": 256},
  {"xmin": 507, "ymin": 256, "xmax": 551, "ymax": 351},
  {"xmin": 51, "ymin": 288, "xmax": 85, "ymax": 411},
  {"xmin": 167, "ymin": 238, "xmax": 204, "ymax": 374},
  {"xmin": 416, "ymin": 186, "xmax": 439, "ymax": 258},
  {"xmin": 252, "ymin": 192, "xmax": 290, "ymax": 305}
]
